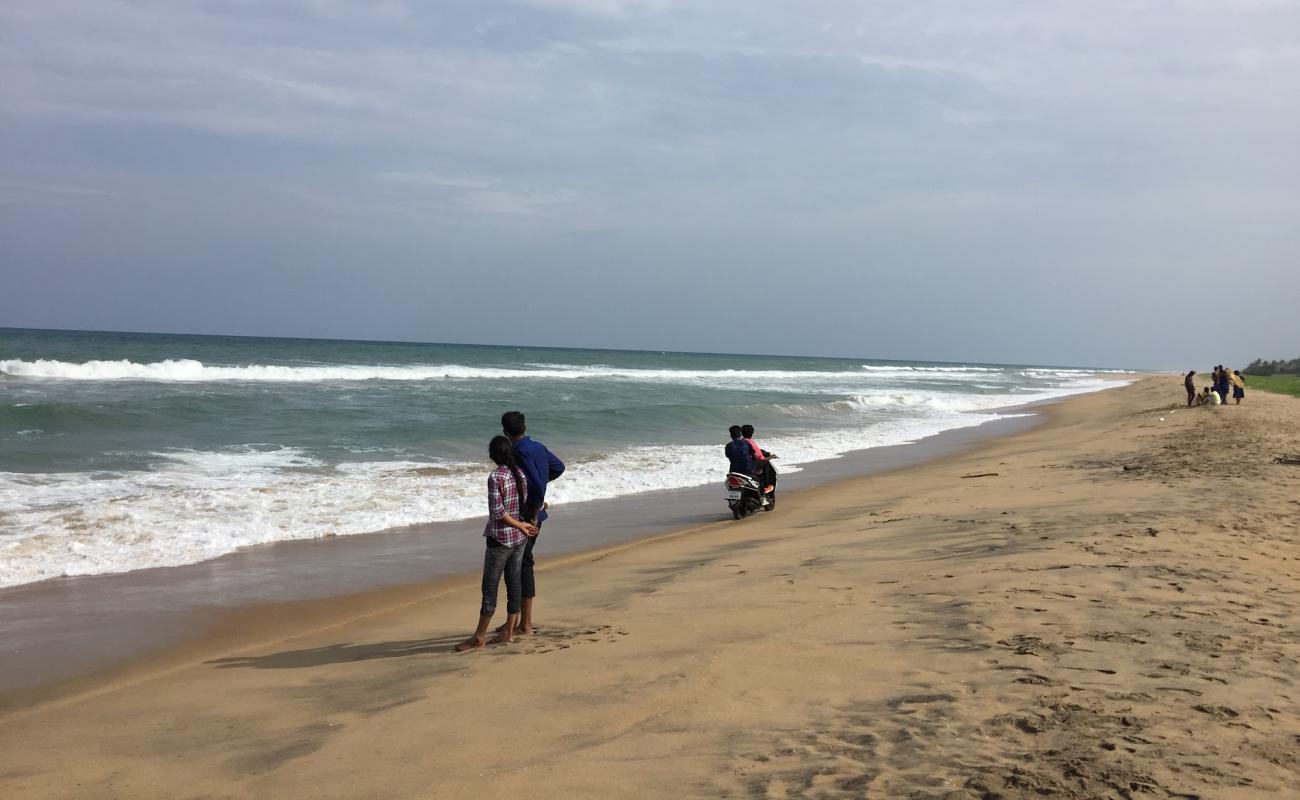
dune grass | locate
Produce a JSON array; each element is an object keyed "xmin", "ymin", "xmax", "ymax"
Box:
[{"xmin": 1243, "ymin": 374, "xmax": 1300, "ymax": 398}]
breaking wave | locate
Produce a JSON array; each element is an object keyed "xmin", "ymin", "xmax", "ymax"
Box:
[{"xmin": 0, "ymin": 358, "xmax": 1129, "ymax": 385}]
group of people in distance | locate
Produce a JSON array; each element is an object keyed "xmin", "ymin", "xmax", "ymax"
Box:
[
  {"xmin": 1185, "ymin": 365, "xmax": 1246, "ymax": 408},
  {"xmin": 725, "ymin": 424, "xmax": 777, "ymax": 496},
  {"xmin": 456, "ymin": 411, "xmax": 565, "ymax": 652}
]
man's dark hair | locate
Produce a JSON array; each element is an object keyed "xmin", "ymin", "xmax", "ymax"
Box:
[
  {"xmin": 741, "ymin": 424, "xmax": 755, "ymax": 438},
  {"xmin": 728, "ymin": 425, "xmax": 743, "ymax": 439},
  {"xmin": 501, "ymin": 411, "xmax": 527, "ymax": 438}
]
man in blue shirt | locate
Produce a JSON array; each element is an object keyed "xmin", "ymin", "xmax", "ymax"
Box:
[{"xmin": 502, "ymin": 410, "xmax": 565, "ymax": 636}]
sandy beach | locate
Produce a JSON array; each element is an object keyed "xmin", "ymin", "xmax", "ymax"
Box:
[{"xmin": 2, "ymin": 375, "xmax": 1297, "ymax": 798}]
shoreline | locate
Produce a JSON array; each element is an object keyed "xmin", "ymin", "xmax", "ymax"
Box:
[{"xmin": 1, "ymin": 400, "xmax": 1052, "ymax": 703}]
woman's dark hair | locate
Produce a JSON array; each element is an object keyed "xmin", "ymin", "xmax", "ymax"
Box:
[
  {"xmin": 489, "ymin": 435, "xmax": 526, "ymax": 512},
  {"xmin": 741, "ymin": 424, "xmax": 755, "ymax": 438}
]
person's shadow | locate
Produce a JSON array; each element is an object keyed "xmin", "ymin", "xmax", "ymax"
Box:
[{"xmin": 207, "ymin": 635, "xmax": 467, "ymax": 670}]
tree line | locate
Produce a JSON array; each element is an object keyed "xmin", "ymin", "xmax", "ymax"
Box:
[{"xmin": 1243, "ymin": 357, "xmax": 1300, "ymax": 376}]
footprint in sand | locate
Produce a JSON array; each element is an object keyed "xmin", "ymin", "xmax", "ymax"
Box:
[
  {"xmin": 520, "ymin": 625, "xmax": 623, "ymax": 655},
  {"xmin": 997, "ymin": 634, "xmax": 1069, "ymax": 656}
]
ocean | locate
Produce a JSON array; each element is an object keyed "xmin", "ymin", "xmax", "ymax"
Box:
[{"xmin": 0, "ymin": 328, "xmax": 1131, "ymax": 588}]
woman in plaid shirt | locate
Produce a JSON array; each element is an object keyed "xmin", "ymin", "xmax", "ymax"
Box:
[{"xmin": 455, "ymin": 436, "xmax": 539, "ymax": 651}]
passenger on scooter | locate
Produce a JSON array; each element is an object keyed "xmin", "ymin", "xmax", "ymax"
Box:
[
  {"xmin": 741, "ymin": 424, "xmax": 776, "ymax": 493},
  {"xmin": 725, "ymin": 425, "xmax": 757, "ymax": 475}
]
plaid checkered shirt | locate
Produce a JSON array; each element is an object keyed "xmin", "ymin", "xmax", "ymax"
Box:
[{"xmin": 484, "ymin": 464, "xmax": 530, "ymax": 547}]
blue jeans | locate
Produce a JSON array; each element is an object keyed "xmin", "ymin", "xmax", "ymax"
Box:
[{"xmin": 480, "ymin": 538, "xmax": 525, "ymax": 617}]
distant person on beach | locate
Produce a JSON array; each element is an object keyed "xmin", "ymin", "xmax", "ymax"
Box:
[
  {"xmin": 725, "ymin": 425, "xmax": 757, "ymax": 475},
  {"xmin": 1231, "ymin": 370, "xmax": 1246, "ymax": 404},
  {"xmin": 1205, "ymin": 386, "xmax": 1221, "ymax": 406},
  {"xmin": 501, "ymin": 411, "xmax": 565, "ymax": 636},
  {"xmin": 1214, "ymin": 366, "xmax": 1230, "ymax": 405},
  {"xmin": 1184, "ymin": 371, "xmax": 1196, "ymax": 407},
  {"xmin": 455, "ymin": 436, "xmax": 537, "ymax": 652}
]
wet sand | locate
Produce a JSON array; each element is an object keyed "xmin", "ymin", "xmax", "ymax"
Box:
[{"xmin": 2, "ymin": 376, "xmax": 1298, "ymax": 798}]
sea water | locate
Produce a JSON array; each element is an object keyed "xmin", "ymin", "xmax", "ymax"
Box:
[{"xmin": 0, "ymin": 329, "xmax": 1131, "ymax": 587}]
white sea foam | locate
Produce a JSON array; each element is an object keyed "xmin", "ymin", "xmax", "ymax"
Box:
[
  {"xmin": 0, "ymin": 413, "xmax": 987, "ymax": 587},
  {"xmin": 0, "ymin": 357, "xmax": 943, "ymax": 384},
  {"xmin": 0, "ymin": 358, "xmax": 558, "ymax": 382},
  {"xmin": 0, "ymin": 379, "xmax": 1126, "ymax": 588},
  {"xmin": 0, "ymin": 358, "xmax": 1124, "ymax": 386},
  {"xmin": 0, "ymin": 450, "xmax": 484, "ymax": 587},
  {"xmin": 156, "ymin": 446, "xmax": 325, "ymax": 472},
  {"xmin": 860, "ymin": 364, "xmax": 1000, "ymax": 372},
  {"xmin": 546, "ymin": 409, "xmax": 1002, "ymax": 505},
  {"xmin": 0, "ymin": 374, "xmax": 1131, "ymax": 588},
  {"xmin": 824, "ymin": 378, "xmax": 1119, "ymax": 414}
]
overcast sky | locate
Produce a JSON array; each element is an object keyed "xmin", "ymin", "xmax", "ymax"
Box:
[{"xmin": 2, "ymin": 1, "xmax": 1297, "ymax": 368}]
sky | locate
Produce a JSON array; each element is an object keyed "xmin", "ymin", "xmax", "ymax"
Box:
[{"xmin": 2, "ymin": 1, "xmax": 1297, "ymax": 369}]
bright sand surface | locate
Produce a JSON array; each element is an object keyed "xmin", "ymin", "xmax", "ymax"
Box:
[{"xmin": 1, "ymin": 376, "xmax": 1297, "ymax": 798}]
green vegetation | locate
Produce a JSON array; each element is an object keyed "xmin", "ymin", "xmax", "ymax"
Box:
[
  {"xmin": 1238, "ymin": 356, "xmax": 1300, "ymax": 396},
  {"xmin": 1243, "ymin": 357, "xmax": 1300, "ymax": 376},
  {"xmin": 1244, "ymin": 374, "xmax": 1300, "ymax": 398}
]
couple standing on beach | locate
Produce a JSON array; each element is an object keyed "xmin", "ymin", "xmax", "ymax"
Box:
[{"xmin": 456, "ymin": 411, "xmax": 565, "ymax": 652}]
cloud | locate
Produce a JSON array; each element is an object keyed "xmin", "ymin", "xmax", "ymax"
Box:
[
  {"xmin": 368, "ymin": 171, "xmax": 585, "ymax": 219},
  {"xmin": 0, "ymin": 179, "xmax": 130, "ymax": 206},
  {"xmin": 458, "ymin": 187, "xmax": 585, "ymax": 217},
  {"xmin": 2, "ymin": 1, "xmax": 1298, "ymax": 364},
  {"xmin": 514, "ymin": 0, "xmax": 678, "ymax": 18},
  {"xmin": 371, "ymin": 172, "xmax": 502, "ymax": 191}
]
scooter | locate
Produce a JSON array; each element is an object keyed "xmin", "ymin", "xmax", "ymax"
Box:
[{"xmin": 725, "ymin": 457, "xmax": 777, "ymax": 520}]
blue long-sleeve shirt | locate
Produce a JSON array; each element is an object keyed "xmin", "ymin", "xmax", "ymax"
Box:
[
  {"xmin": 725, "ymin": 438, "xmax": 757, "ymax": 475},
  {"xmin": 512, "ymin": 435, "xmax": 565, "ymax": 524}
]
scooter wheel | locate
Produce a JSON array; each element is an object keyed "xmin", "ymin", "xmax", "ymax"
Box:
[
  {"xmin": 764, "ymin": 492, "xmax": 776, "ymax": 511},
  {"xmin": 732, "ymin": 505, "xmax": 742, "ymax": 520}
]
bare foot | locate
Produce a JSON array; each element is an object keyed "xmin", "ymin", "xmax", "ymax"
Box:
[
  {"xmin": 454, "ymin": 636, "xmax": 486, "ymax": 652},
  {"xmin": 496, "ymin": 622, "xmax": 536, "ymax": 636},
  {"xmin": 488, "ymin": 631, "xmax": 514, "ymax": 645}
]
